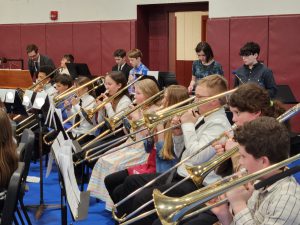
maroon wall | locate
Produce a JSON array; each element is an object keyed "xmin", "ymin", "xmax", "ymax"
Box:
[
  {"xmin": 0, "ymin": 20, "xmax": 136, "ymax": 76},
  {"xmin": 207, "ymin": 14, "xmax": 300, "ymax": 132}
]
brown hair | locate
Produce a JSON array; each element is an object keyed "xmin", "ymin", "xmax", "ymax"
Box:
[
  {"xmin": 234, "ymin": 116, "xmax": 290, "ymax": 164},
  {"xmin": 0, "ymin": 110, "xmax": 18, "ymax": 188},
  {"xmin": 75, "ymin": 76, "xmax": 95, "ymax": 98},
  {"xmin": 229, "ymin": 83, "xmax": 285, "ymax": 118},
  {"xmin": 127, "ymin": 49, "xmax": 143, "ymax": 59},
  {"xmin": 106, "ymin": 71, "xmax": 129, "ymax": 110},
  {"xmin": 26, "ymin": 44, "xmax": 38, "ymax": 54},
  {"xmin": 161, "ymin": 85, "xmax": 190, "ymax": 160}
]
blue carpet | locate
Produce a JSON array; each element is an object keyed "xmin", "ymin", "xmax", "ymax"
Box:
[{"xmin": 23, "ymin": 160, "xmax": 115, "ymax": 225}]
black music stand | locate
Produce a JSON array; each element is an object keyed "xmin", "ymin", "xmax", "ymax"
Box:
[
  {"xmin": 4, "ymin": 90, "xmax": 28, "ymax": 116},
  {"xmin": 276, "ymin": 85, "xmax": 298, "ymax": 104},
  {"xmin": 158, "ymin": 71, "xmax": 178, "ymax": 89},
  {"xmin": 26, "ymin": 96, "xmax": 62, "ymax": 219},
  {"xmin": 66, "ymin": 63, "xmax": 92, "ymax": 79}
]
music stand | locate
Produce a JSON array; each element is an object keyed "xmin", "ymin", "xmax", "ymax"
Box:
[
  {"xmin": 66, "ymin": 63, "xmax": 92, "ymax": 79},
  {"xmin": 158, "ymin": 71, "xmax": 178, "ymax": 88},
  {"xmin": 3, "ymin": 89, "xmax": 28, "ymax": 116},
  {"xmin": 26, "ymin": 96, "xmax": 62, "ymax": 219},
  {"xmin": 276, "ymin": 85, "xmax": 298, "ymax": 104}
]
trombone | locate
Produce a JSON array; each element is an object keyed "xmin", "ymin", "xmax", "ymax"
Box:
[
  {"xmin": 43, "ymin": 75, "xmax": 143, "ymax": 145},
  {"xmin": 113, "ymin": 102, "xmax": 300, "ymax": 224},
  {"xmin": 143, "ymin": 88, "xmax": 237, "ymax": 130},
  {"xmin": 153, "ymin": 153, "xmax": 300, "ymax": 225},
  {"xmin": 53, "ymin": 76, "xmax": 104, "ymax": 107},
  {"xmin": 79, "ymin": 89, "xmax": 164, "ymax": 149},
  {"xmin": 12, "ymin": 67, "xmax": 62, "ymax": 125}
]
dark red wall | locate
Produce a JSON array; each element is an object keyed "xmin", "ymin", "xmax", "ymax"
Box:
[
  {"xmin": 207, "ymin": 14, "xmax": 300, "ymax": 132},
  {"xmin": 0, "ymin": 20, "xmax": 136, "ymax": 76}
]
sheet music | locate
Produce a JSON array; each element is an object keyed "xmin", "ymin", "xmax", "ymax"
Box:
[
  {"xmin": 146, "ymin": 71, "xmax": 159, "ymax": 80},
  {"xmin": 23, "ymin": 90, "xmax": 34, "ymax": 107},
  {"xmin": 0, "ymin": 89, "xmax": 6, "ymax": 101},
  {"xmin": 5, "ymin": 89, "xmax": 15, "ymax": 103},
  {"xmin": 50, "ymin": 131, "xmax": 88, "ymax": 220},
  {"xmin": 32, "ymin": 91, "xmax": 47, "ymax": 109}
]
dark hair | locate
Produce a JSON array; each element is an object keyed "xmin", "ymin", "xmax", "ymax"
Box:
[
  {"xmin": 39, "ymin": 65, "xmax": 55, "ymax": 78},
  {"xmin": 75, "ymin": 76, "xmax": 95, "ymax": 97},
  {"xmin": 106, "ymin": 71, "xmax": 129, "ymax": 110},
  {"xmin": 239, "ymin": 42, "xmax": 260, "ymax": 56},
  {"xmin": 26, "ymin": 44, "xmax": 38, "ymax": 54},
  {"xmin": 234, "ymin": 116, "xmax": 290, "ymax": 164},
  {"xmin": 0, "ymin": 110, "xmax": 18, "ymax": 187},
  {"xmin": 229, "ymin": 83, "xmax": 285, "ymax": 118},
  {"xmin": 113, "ymin": 49, "xmax": 127, "ymax": 58},
  {"xmin": 63, "ymin": 54, "xmax": 74, "ymax": 63},
  {"xmin": 127, "ymin": 49, "xmax": 143, "ymax": 59},
  {"xmin": 55, "ymin": 74, "xmax": 73, "ymax": 88},
  {"xmin": 195, "ymin": 42, "xmax": 214, "ymax": 62}
]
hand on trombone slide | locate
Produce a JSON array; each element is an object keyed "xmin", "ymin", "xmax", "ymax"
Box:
[{"xmin": 95, "ymin": 91, "xmax": 109, "ymax": 105}]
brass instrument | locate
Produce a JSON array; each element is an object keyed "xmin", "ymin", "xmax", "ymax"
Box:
[
  {"xmin": 153, "ymin": 153, "xmax": 300, "ymax": 225},
  {"xmin": 80, "ymin": 107, "xmax": 221, "ymax": 167},
  {"xmin": 53, "ymin": 76, "xmax": 104, "ymax": 106},
  {"xmin": 111, "ymin": 108, "xmax": 233, "ymax": 224},
  {"xmin": 143, "ymin": 88, "xmax": 237, "ymax": 130},
  {"xmin": 43, "ymin": 76, "xmax": 143, "ymax": 145},
  {"xmin": 80, "ymin": 89, "xmax": 164, "ymax": 150},
  {"xmin": 28, "ymin": 67, "xmax": 62, "ymax": 91},
  {"xmin": 114, "ymin": 102, "xmax": 300, "ymax": 224}
]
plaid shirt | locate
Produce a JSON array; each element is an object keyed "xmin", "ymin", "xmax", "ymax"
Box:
[{"xmin": 232, "ymin": 176, "xmax": 300, "ymax": 225}]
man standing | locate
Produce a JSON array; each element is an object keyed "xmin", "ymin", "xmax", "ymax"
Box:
[
  {"xmin": 26, "ymin": 44, "xmax": 55, "ymax": 81},
  {"xmin": 112, "ymin": 49, "xmax": 132, "ymax": 80},
  {"xmin": 234, "ymin": 42, "xmax": 277, "ymax": 98}
]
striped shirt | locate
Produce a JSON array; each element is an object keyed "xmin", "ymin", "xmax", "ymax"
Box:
[{"xmin": 232, "ymin": 176, "xmax": 300, "ymax": 225}]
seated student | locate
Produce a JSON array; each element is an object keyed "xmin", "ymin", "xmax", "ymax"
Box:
[
  {"xmin": 88, "ymin": 78, "xmax": 161, "ymax": 210},
  {"xmin": 109, "ymin": 75, "xmax": 231, "ymax": 225},
  {"xmin": 53, "ymin": 74, "xmax": 73, "ymax": 130},
  {"xmin": 65, "ymin": 76, "xmax": 96, "ymax": 144},
  {"xmin": 34, "ymin": 65, "xmax": 56, "ymax": 96},
  {"xmin": 103, "ymin": 85, "xmax": 190, "ymax": 209},
  {"xmin": 0, "ymin": 110, "xmax": 19, "ymax": 213},
  {"xmin": 166, "ymin": 83, "xmax": 287, "ymax": 225},
  {"xmin": 127, "ymin": 49, "xmax": 149, "ymax": 94},
  {"xmin": 59, "ymin": 54, "xmax": 74, "ymax": 76},
  {"xmin": 212, "ymin": 117, "xmax": 300, "ymax": 225},
  {"xmin": 112, "ymin": 49, "xmax": 132, "ymax": 80},
  {"xmin": 85, "ymin": 71, "xmax": 132, "ymax": 149}
]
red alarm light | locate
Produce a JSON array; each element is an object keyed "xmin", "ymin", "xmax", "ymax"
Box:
[{"xmin": 50, "ymin": 11, "xmax": 58, "ymax": 21}]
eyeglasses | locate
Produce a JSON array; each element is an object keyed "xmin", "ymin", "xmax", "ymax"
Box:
[{"xmin": 28, "ymin": 52, "xmax": 38, "ymax": 59}]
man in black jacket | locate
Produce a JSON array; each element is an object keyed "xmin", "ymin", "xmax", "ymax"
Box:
[
  {"xmin": 26, "ymin": 44, "xmax": 55, "ymax": 81},
  {"xmin": 112, "ymin": 48, "xmax": 132, "ymax": 80}
]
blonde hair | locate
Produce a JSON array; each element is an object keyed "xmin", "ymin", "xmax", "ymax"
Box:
[
  {"xmin": 197, "ymin": 74, "xmax": 228, "ymax": 104},
  {"xmin": 135, "ymin": 79, "xmax": 160, "ymax": 105},
  {"xmin": 127, "ymin": 48, "xmax": 143, "ymax": 59},
  {"xmin": 197, "ymin": 74, "xmax": 228, "ymax": 95},
  {"xmin": 161, "ymin": 85, "xmax": 189, "ymax": 160},
  {"xmin": 0, "ymin": 110, "xmax": 18, "ymax": 187}
]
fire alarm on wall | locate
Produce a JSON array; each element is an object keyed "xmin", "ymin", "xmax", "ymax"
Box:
[{"xmin": 50, "ymin": 11, "xmax": 58, "ymax": 21}]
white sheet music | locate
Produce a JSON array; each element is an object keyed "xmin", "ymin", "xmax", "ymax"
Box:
[
  {"xmin": 5, "ymin": 89, "xmax": 15, "ymax": 103},
  {"xmin": 50, "ymin": 131, "xmax": 88, "ymax": 220}
]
